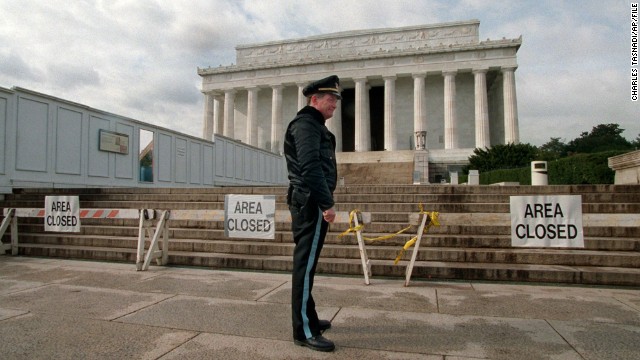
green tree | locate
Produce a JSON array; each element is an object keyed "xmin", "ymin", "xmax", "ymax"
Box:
[
  {"xmin": 632, "ymin": 133, "xmax": 640, "ymax": 149},
  {"xmin": 464, "ymin": 143, "xmax": 538, "ymax": 173},
  {"xmin": 566, "ymin": 123, "xmax": 633, "ymax": 154},
  {"xmin": 140, "ymin": 151, "xmax": 152, "ymax": 167},
  {"xmin": 538, "ymin": 137, "xmax": 567, "ymax": 160}
]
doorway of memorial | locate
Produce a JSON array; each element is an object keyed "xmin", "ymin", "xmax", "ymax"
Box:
[
  {"xmin": 338, "ymin": 87, "xmax": 385, "ymax": 152},
  {"xmin": 340, "ymin": 88, "xmax": 355, "ymax": 152},
  {"xmin": 369, "ymin": 86, "xmax": 384, "ymax": 151}
]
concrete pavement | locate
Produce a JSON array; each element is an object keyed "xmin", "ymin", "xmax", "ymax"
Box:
[{"xmin": 0, "ymin": 256, "xmax": 639, "ymax": 359}]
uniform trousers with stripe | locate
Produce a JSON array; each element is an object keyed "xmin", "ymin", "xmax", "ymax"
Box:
[{"xmin": 290, "ymin": 200, "xmax": 329, "ymax": 341}]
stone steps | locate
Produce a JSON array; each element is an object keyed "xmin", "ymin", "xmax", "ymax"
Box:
[
  {"xmin": 12, "ymin": 232, "xmax": 640, "ymax": 267},
  {"xmin": 15, "ymin": 243, "xmax": 640, "ymax": 286},
  {"xmin": 2, "ymin": 184, "xmax": 640, "ymax": 286},
  {"xmin": 4, "ymin": 197, "xmax": 640, "ymax": 213},
  {"xmin": 13, "ymin": 227, "xmax": 640, "ymax": 249}
]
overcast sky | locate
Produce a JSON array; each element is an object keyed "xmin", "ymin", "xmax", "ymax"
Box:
[{"xmin": 1, "ymin": 0, "xmax": 638, "ymax": 146}]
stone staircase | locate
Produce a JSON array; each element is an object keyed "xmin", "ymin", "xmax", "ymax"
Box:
[{"xmin": 1, "ymin": 185, "xmax": 639, "ymax": 286}]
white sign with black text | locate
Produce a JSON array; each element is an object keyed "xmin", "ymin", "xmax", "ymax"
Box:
[
  {"xmin": 224, "ymin": 195, "xmax": 275, "ymax": 239},
  {"xmin": 45, "ymin": 196, "xmax": 81, "ymax": 232},
  {"xmin": 510, "ymin": 195, "xmax": 584, "ymax": 247}
]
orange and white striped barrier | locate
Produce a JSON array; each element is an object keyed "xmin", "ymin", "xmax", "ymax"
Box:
[
  {"xmin": 4, "ymin": 208, "xmax": 141, "ymax": 219},
  {"xmin": 1, "ymin": 207, "xmax": 151, "ymax": 259}
]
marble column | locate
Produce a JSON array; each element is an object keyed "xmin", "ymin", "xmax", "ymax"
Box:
[
  {"xmin": 223, "ymin": 90, "xmax": 236, "ymax": 138},
  {"xmin": 354, "ymin": 78, "xmax": 371, "ymax": 152},
  {"xmin": 327, "ymin": 100, "xmax": 343, "ymax": 152},
  {"xmin": 443, "ymin": 71, "xmax": 458, "ymax": 149},
  {"xmin": 246, "ymin": 87, "xmax": 259, "ymax": 147},
  {"xmin": 297, "ymin": 83, "xmax": 306, "ymax": 110},
  {"xmin": 412, "ymin": 73, "xmax": 427, "ymax": 150},
  {"xmin": 270, "ymin": 85, "xmax": 283, "ymax": 153},
  {"xmin": 384, "ymin": 76, "xmax": 397, "ymax": 151},
  {"xmin": 202, "ymin": 93, "xmax": 214, "ymax": 141},
  {"xmin": 473, "ymin": 69, "xmax": 490, "ymax": 149},
  {"xmin": 502, "ymin": 67, "xmax": 520, "ymax": 144},
  {"xmin": 213, "ymin": 95, "xmax": 222, "ymax": 135}
]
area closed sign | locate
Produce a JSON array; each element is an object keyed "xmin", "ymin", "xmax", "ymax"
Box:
[
  {"xmin": 510, "ymin": 195, "xmax": 584, "ymax": 247},
  {"xmin": 45, "ymin": 196, "xmax": 81, "ymax": 232},
  {"xmin": 224, "ymin": 195, "xmax": 275, "ymax": 239}
]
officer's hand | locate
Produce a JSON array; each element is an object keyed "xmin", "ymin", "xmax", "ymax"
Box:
[{"xmin": 323, "ymin": 208, "xmax": 336, "ymax": 223}]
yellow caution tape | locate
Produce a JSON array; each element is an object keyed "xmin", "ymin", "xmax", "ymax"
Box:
[
  {"xmin": 362, "ymin": 225, "xmax": 412, "ymax": 242},
  {"xmin": 338, "ymin": 209, "xmax": 364, "ymax": 238},
  {"xmin": 338, "ymin": 205, "xmax": 441, "ymax": 265},
  {"xmin": 394, "ymin": 205, "xmax": 440, "ymax": 265},
  {"xmin": 338, "ymin": 209, "xmax": 411, "ymax": 242}
]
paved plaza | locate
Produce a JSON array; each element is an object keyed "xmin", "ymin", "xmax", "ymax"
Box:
[{"xmin": 0, "ymin": 256, "xmax": 639, "ymax": 359}]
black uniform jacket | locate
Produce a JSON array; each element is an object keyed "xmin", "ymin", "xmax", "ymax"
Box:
[{"xmin": 284, "ymin": 106, "xmax": 337, "ymax": 212}]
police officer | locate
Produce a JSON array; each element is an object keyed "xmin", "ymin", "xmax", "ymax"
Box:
[{"xmin": 284, "ymin": 75, "xmax": 340, "ymax": 352}]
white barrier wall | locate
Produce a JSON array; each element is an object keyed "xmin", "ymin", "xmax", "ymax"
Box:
[
  {"xmin": 0, "ymin": 87, "xmax": 287, "ymax": 193},
  {"xmin": 0, "ymin": 89, "xmax": 7, "ymax": 192}
]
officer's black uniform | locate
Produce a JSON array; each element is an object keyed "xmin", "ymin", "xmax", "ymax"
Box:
[{"xmin": 284, "ymin": 76, "xmax": 339, "ymax": 347}]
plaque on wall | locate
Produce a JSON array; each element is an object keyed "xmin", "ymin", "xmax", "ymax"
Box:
[{"xmin": 99, "ymin": 129, "xmax": 129, "ymax": 155}]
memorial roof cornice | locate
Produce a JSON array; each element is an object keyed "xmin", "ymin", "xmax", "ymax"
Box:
[{"xmin": 197, "ymin": 37, "xmax": 522, "ymax": 76}]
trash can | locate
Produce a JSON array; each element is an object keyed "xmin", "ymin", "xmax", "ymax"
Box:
[
  {"xmin": 468, "ymin": 170, "xmax": 479, "ymax": 185},
  {"xmin": 531, "ymin": 161, "xmax": 548, "ymax": 185}
]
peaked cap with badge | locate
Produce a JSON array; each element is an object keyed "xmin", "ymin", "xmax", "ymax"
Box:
[{"xmin": 302, "ymin": 75, "xmax": 342, "ymax": 99}]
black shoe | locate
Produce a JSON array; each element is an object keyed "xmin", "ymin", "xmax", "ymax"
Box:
[
  {"xmin": 294, "ymin": 335, "xmax": 335, "ymax": 352},
  {"xmin": 319, "ymin": 319, "xmax": 331, "ymax": 331}
]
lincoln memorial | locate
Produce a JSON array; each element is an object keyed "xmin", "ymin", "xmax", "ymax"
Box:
[{"xmin": 198, "ymin": 19, "xmax": 522, "ymax": 184}]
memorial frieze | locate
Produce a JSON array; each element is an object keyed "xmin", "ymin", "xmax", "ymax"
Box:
[{"xmin": 235, "ymin": 21, "xmax": 479, "ymax": 66}]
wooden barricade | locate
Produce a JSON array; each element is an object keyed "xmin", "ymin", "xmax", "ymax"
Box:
[
  {"xmin": 346, "ymin": 209, "xmax": 439, "ymax": 287},
  {"xmin": 1, "ymin": 207, "xmax": 145, "ymax": 256},
  {"xmin": 405, "ymin": 211, "xmax": 439, "ymax": 286},
  {"xmin": 0, "ymin": 209, "xmax": 18, "ymax": 255},
  {"xmin": 135, "ymin": 209, "xmax": 372, "ymax": 273}
]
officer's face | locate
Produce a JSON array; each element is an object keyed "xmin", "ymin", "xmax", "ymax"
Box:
[{"xmin": 312, "ymin": 93, "xmax": 339, "ymax": 120}]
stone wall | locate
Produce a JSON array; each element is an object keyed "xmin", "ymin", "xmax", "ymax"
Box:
[
  {"xmin": 608, "ymin": 150, "xmax": 640, "ymax": 184},
  {"xmin": 336, "ymin": 150, "xmax": 415, "ymax": 184},
  {"xmin": 337, "ymin": 162, "xmax": 414, "ymax": 184}
]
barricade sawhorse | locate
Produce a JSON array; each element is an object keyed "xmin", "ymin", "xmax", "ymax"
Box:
[
  {"xmin": 342, "ymin": 207, "xmax": 440, "ymax": 287},
  {"xmin": 0, "ymin": 207, "xmax": 177, "ymax": 270},
  {"xmin": 134, "ymin": 209, "xmax": 372, "ymax": 273},
  {"xmin": 402, "ymin": 210, "xmax": 440, "ymax": 286},
  {"xmin": 1, "ymin": 207, "xmax": 152, "ymax": 257},
  {"xmin": 339, "ymin": 211, "xmax": 376, "ymax": 285},
  {"xmin": 0, "ymin": 208, "xmax": 18, "ymax": 255},
  {"xmin": 135, "ymin": 209, "xmax": 225, "ymax": 271}
]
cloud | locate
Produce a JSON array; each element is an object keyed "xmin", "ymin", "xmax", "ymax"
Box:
[
  {"xmin": 46, "ymin": 63, "xmax": 101, "ymax": 90},
  {"xmin": 480, "ymin": 0, "xmax": 639, "ymax": 145},
  {"xmin": 519, "ymin": 67, "xmax": 637, "ymax": 145},
  {"xmin": 122, "ymin": 72, "xmax": 200, "ymax": 109},
  {"xmin": 0, "ymin": 50, "xmax": 42, "ymax": 82}
]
